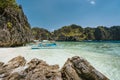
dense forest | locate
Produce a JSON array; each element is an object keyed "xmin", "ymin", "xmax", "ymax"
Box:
[
  {"xmin": 32, "ymin": 24, "xmax": 120, "ymax": 41},
  {"xmin": 32, "ymin": 27, "xmax": 52, "ymax": 40}
]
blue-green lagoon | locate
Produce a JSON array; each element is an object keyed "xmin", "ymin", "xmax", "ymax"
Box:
[{"xmin": 0, "ymin": 41, "xmax": 120, "ymax": 80}]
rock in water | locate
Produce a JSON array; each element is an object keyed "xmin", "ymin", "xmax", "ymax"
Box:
[
  {"xmin": 0, "ymin": 0, "xmax": 32, "ymax": 47},
  {"xmin": 61, "ymin": 56, "xmax": 109, "ymax": 80}
]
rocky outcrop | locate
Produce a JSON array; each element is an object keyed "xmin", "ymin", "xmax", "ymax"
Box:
[
  {"xmin": 61, "ymin": 56, "xmax": 109, "ymax": 80},
  {"xmin": 4, "ymin": 56, "xmax": 26, "ymax": 70},
  {"xmin": 53, "ymin": 24, "xmax": 86, "ymax": 41},
  {"xmin": 0, "ymin": 56, "xmax": 109, "ymax": 80},
  {"xmin": 53, "ymin": 24, "xmax": 120, "ymax": 41},
  {"xmin": 24, "ymin": 58, "xmax": 62, "ymax": 80},
  {"xmin": 0, "ymin": 56, "xmax": 26, "ymax": 79},
  {"xmin": 32, "ymin": 27, "xmax": 52, "ymax": 40},
  {"xmin": 31, "ymin": 25, "xmax": 120, "ymax": 41},
  {"xmin": 0, "ymin": 62, "xmax": 4, "ymax": 67},
  {"xmin": 30, "ymin": 25, "xmax": 120, "ymax": 41},
  {"xmin": 0, "ymin": 56, "xmax": 62, "ymax": 80},
  {"xmin": 0, "ymin": 0, "xmax": 32, "ymax": 47}
]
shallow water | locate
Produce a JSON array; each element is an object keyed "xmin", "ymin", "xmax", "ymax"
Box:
[{"xmin": 0, "ymin": 41, "xmax": 120, "ymax": 80}]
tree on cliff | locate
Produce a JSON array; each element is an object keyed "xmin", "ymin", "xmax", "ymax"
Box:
[
  {"xmin": 53, "ymin": 24, "xmax": 86, "ymax": 41},
  {"xmin": 0, "ymin": 0, "xmax": 17, "ymax": 9},
  {"xmin": 53, "ymin": 25, "xmax": 120, "ymax": 41},
  {"xmin": 32, "ymin": 27, "xmax": 52, "ymax": 40}
]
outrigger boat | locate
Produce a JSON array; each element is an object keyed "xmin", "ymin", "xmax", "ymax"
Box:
[{"xmin": 31, "ymin": 40, "xmax": 57, "ymax": 49}]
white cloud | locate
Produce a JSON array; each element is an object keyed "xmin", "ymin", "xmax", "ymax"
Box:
[
  {"xmin": 87, "ymin": 0, "xmax": 96, "ymax": 5},
  {"xmin": 90, "ymin": 1, "xmax": 96, "ymax": 5}
]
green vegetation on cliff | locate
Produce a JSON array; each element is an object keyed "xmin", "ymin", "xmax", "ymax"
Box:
[
  {"xmin": 32, "ymin": 24, "xmax": 120, "ymax": 41},
  {"xmin": 0, "ymin": 0, "xmax": 32, "ymax": 47},
  {"xmin": 32, "ymin": 27, "xmax": 52, "ymax": 40},
  {"xmin": 0, "ymin": 0, "xmax": 19, "ymax": 11},
  {"xmin": 53, "ymin": 24, "xmax": 86, "ymax": 41},
  {"xmin": 53, "ymin": 25, "xmax": 120, "ymax": 41},
  {"xmin": 84, "ymin": 27, "xmax": 95, "ymax": 40}
]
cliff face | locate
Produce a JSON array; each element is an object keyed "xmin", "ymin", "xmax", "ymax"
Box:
[
  {"xmin": 110, "ymin": 26, "xmax": 120, "ymax": 40},
  {"xmin": 53, "ymin": 24, "xmax": 120, "ymax": 41},
  {"xmin": 31, "ymin": 24, "xmax": 120, "ymax": 41},
  {"xmin": 0, "ymin": 0, "xmax": 32, "ymax": 47},
  {"xmin": 53, "ymin": 24, "xmax": 86, "ymax": 41},
  {"xmin": 32, "ymin": 27, "xmax": 52, "ymax": 40}
]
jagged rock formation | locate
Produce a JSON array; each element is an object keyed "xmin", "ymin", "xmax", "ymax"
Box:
[
  {"xmin": 0, "ymin": 0, "xmax": 32, "ymax": 47},
  {"xmin": 31, "ymin": 25, "xmax": 120, "ymax": 41},
  {"xmin": 32, "ymin": 27, "xmax": 52, "ymax": 40},
  {"xmin": 0, "ymin": 56, "xmax": 62, "ymax": 80},
  {"xmin": 0, "ymin": 56, "xmax": 109, "ymax": 80},
  {"xmin": 53, "ymin": 24, "xmax": 85, "ymax": 41},
  {"xmin": 53, "ymin": 24, "xmax": 120, "ymax": 41},
  {"xmin": 61, "ymin": 56, "xmax": 109, "ymax": 80}
]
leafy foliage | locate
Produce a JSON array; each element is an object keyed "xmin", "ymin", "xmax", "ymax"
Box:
[
  {"xmin": 53, "ymin": 24, "xmax": 86, "ymax": 41},
  {"xmin": 32, "ymin": 27, "xmax": 52, "ymax": 40},
  {"xmin": 53, "ymin": 24, "xmax": 120, "ymax": 41},
  {"xmin": 0, "ymin": 0, "xmax": 18, "ymax": 9},
  {"xmin": 7, "ymin": 22, "xmax": 12, "ymax": 29}
]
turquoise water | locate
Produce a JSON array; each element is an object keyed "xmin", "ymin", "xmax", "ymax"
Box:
[
  {"xmin": 56, "ymin": 41, "xmax": 120, "ymax": 80},
  {"xmin": 0, "ymin": 41, "xmax": 120, "ymax": 80},
  {"xmin": 58, "ymin": 42, "xmax": 120, "ymax": 80},
  {"xmin": 57, "ymin": 41, "xmax": 120, "ymax": 56},
  {"xmin": 30, "ymin": 41, "xmax": 120, "ymax": 80}
]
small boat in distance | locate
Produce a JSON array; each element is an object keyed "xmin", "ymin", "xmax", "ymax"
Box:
[{"xmin": 31, "ymin": 40, "xmax": 57, "ymax": 49}]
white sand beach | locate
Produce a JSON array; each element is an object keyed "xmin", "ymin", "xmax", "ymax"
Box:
[
  {"xmin": 0, "ymin": 46, "xmax": 74, "ymax": 68},
  {"xmin": 0, "ymin": 42, "xmax": 120, "ymax": 80}
]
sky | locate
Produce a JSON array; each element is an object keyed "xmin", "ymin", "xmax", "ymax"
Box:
[{"xmin": 16, "ymin": 0, "xmax": 120, "ymax": 31}]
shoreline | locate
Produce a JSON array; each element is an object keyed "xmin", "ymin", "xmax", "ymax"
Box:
[
  {"xmin": 0, "ymin": 56, "xmax": 109, "ymax": 80},
  {"xmin": 0, "ymin": 43, "xmax": 120, "ymax": 80}
]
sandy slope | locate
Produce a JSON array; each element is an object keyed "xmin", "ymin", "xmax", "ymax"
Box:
[{"xmin": 0, "ymin": 46, "xmax": 74, "ymax": 67}]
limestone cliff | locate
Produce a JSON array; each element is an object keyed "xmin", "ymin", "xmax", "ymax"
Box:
[
  {"xmin": 53, "ymin": 24, "xmax": 120, "ymax": 41},
  {"xmin": 0, "ymin": 0, "xmax": 32, "ymax": 47},
  {"xmin": 53, "ymin": 24, "xmax": 86, "ymax": 41},
  {"xmin": 32, "ymin": 27, "xmax": 52, "ymax": 40}
]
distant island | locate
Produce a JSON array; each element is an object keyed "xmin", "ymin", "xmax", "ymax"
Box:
[{"xmin": 32, "ymin": 24, "xmax": 120, "ymax": 41}]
